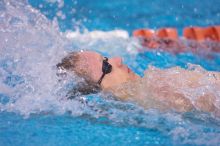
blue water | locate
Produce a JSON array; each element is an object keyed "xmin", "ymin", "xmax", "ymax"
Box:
[
  {"xmin": 1, "ymin": 0, "xmax": 220, "ymax": 146},
  {"xmin": 0, "ymin": 112, "xmax": 171, "ymax": 146},
  {"xmin": 29, "ymin": 0, "xmax": 220, "ymax": 34}
]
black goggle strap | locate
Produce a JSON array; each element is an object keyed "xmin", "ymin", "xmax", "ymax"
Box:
[
  {"xmin": 98, "ymin": 57, "xmax": 112, "ymax": 85},
  {"xmin": 98, "ymin": 73, "xmax": 106, "ymax": 85}
]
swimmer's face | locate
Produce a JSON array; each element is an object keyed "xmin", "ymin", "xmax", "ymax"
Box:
[{"xmin": 76, "ymin": 51, "xmax": 140, "ymax": 89}]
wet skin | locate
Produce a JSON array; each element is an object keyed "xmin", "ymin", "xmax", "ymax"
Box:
[
  {"xmin": 73, "ymin": 51, "xmax": 220, "ymax": 114},
  {"xmin": 76, "ymin": 51, "xmax": 140, "ymax": 89}
]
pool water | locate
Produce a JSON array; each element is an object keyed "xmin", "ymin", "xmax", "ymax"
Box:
[
  {"xmin": 0, "ymin": 0, "xmax": 220, "ymax": 145},
  {"xmin": 29, "ymin": 0, "xmax": 220, "ymax": 34}
]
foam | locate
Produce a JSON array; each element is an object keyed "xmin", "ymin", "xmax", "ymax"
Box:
[
  {"xmin": 0, "ymin": 1, "xmax": 220, "ymax": 145},
  {"xmin": 0, "ymin": 0, "xmax": 137, "ymax": 117},
  {"xmin": 65, "ymin": 29, "xmax": 129, "ymax": 40}
]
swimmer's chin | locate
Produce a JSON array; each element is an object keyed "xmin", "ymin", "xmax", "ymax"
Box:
[
  {"xmin": 104, "ymin": 73, "xmax": 140, "ymax": 89},
  {"xmin": 102, "ymin": 77, "xmax": 140, "ymax": 101},
  {"xmin": 133, "ymin": 73, "xmax": 141, "ymax": 80}
]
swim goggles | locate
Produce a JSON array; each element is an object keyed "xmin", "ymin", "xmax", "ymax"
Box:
[{"xmin": 98, "ymin": 57, "xmax": 112, "ymax": 85}]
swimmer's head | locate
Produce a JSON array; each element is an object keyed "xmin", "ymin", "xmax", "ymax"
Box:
[{"xmin": 57, "ymin": 51, "xmax": 139, "ymax": 91}]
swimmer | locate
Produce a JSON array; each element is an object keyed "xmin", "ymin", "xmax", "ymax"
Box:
[{"xmin": 57, "ymin": 51, "xmax": 220, "ymax": 115}]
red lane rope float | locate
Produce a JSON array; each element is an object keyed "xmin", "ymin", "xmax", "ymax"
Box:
[
  {"xmin": 203, "ymin": 26, "xmax": 220, "ymax": 41},
  {"xmin": 133, "ymin": 29, "xmax": 158, "ymax": 48},
  {"xmin": 134, "ymin": 26, "xmax": 220, "ymax": 42},
  {"xmin": 133, "ymin": 29, "xmax": 154, "ymax": 38},
  {"xmin": 132, "ymin": 26, "xmax": 220, "ymax": 53},
  {"xmin": 156, "ymin": 28, "xmax": 178, "ymax": 40},
  {"xmin": 133, "ymin": 28, "xmax": 178, "ymax": 40},
  {"xmin": 133, "ymin": 28, "xmax": 179, "ymax": 50},
  {"xmin": 204, "ymin": 27, "xmax": 218, "ymax": 41},
  {"xmin": 183, "ymin": 26, "xmax": 220, "ymax": 42},
  {"xmin": 214, "ymin": 26, "xmax": 220, "ymax": 42},
  {"xmin": 212, "ymin": 26, "xmax": 220, "ymax": 41},
  {"xmin": 183, "ymin": 27, "xmax": 205, "ymax": 41}
]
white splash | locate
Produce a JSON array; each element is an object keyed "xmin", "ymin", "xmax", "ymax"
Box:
[
  {"xmin": 0, "ymin": 0, "xmax": 137, "ymax": 117},
  {"xmin": 0, "ymin": 0, "xmax": 77, "ymax": 116},
  {"xmin": 0, "ymin": 1, "xmax": 220, "ymax": 145},
  {"xmin": 65, "ymin": 29, "xmax": 129, "ymax": 40}
]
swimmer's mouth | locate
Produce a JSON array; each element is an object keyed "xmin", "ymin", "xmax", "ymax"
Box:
[
  {"xmin": 125, "ymin": 65, "xmax": 131, "ymax": 73},
  {"xmin": 127, "ymin": 67, "xmax": 131, "ymax": 73},
  {"xmin": 122, "ymin": 65, "xmax": 132, "ymax": 74}
]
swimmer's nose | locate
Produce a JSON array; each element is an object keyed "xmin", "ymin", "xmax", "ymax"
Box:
[{"xmin": 110, "ymin": 57, "xmax": 123, "ymax": 67}]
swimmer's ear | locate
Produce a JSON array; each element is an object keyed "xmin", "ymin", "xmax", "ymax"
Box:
[{"xmin": 66, "ymin": 81, "xmax": 101, "ymax": 100}]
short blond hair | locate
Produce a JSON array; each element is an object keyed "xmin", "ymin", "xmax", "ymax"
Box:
[
  {"xmin": 57, "ymin": 52, "xmax": 79, "ymax": 71},
  {"xmin": 57, "ymin": 52, "xmax": 100, "ymax": 99}
]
